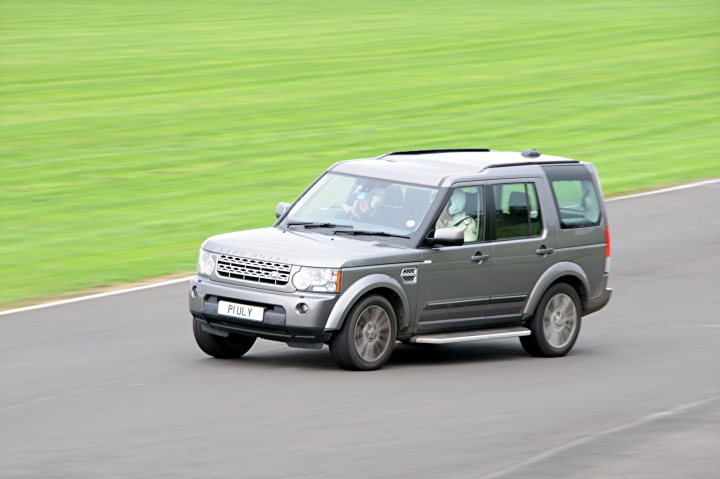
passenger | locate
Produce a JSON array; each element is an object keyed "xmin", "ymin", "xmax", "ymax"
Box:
[{"xmin": 436, "ymin": 189, "xmax": 477, "ymax": 241}]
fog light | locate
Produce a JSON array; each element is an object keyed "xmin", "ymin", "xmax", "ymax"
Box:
[
  {"xmin": 296, "ymin": 303, "xmax": 309, "ymax": 315},
  {"xmin": 190, "ymin": 286, "xmax": 198, "ymax": 299}
]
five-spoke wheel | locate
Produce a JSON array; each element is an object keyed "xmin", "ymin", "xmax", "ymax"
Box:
[
  {"xmin": 521, "ymin": 283, "xmax": 581, "ymax": 357},
  {"xmin": 330, "ymin": 295, "xmax": 397, "ymax": 370}
]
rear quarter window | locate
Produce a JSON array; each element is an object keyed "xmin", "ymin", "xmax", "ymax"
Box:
[{"xmin": 543, "ymin": 165, "xmax": 602, "ymax": 229}]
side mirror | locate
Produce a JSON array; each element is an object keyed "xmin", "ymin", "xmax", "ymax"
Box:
[
  {"xmin": 275, "ymin": 202, "xmax": 291, "ymax": 219},
  {"xmin": 427, "ymin": 227, "xmax": 464, "ymax": 247}
]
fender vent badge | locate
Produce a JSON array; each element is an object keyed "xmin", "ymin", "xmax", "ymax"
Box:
[{"xmin": 401, "ymin": 268, "xmax": 417, "ymax": 284}]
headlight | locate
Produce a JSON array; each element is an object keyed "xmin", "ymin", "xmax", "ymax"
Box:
[
  {"xmin": 197, "ymin": 249, "xmax": 216, "ymax": 276},
  {"xmin": 292, "ymin": 267, "xmax": 341, "ymax": 293}
]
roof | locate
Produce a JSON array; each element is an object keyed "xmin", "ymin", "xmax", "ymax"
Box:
[{"xmin": 329, "ymin": 150, "xmax": 581, "ymax": 186}]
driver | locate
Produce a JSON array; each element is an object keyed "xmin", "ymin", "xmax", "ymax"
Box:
[
  {"xmin": 342, "ymin": 188, "xmax": 385, "ymax": 221},
  {"xmin": 436, "ymin": 189, "xmax": 478, "ymax": 241}
]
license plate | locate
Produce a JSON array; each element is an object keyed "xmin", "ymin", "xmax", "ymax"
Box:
[{"xmin": 217, "ymin": 300, "xmax": 265, "ymax": 322}]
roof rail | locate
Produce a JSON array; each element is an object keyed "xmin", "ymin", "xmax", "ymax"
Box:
[
  {"xmin": 379, "ymin": 148, "xmax": 491, "ymax": 159},
  {"xmin": 485, "ymin": 160, "xmax": 579, "ymax": 170}
]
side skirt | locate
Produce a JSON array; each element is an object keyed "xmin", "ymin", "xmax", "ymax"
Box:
[{"xmin": 409, "ymin": 326, "xmax": 530, "ymax": 344}]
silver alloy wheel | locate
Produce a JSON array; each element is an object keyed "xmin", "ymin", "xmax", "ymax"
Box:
[
  {"xmin": 353, "ymin": 304, "xmax": 392, "ymax": 363},
  {"xmin": 542, "ymin": 293, "xmax": 578, "ymax": 349}
]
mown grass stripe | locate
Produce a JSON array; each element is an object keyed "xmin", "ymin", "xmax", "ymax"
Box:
[{"xmin": 1, "ymin": 0, "xmax": 718, "ymax": 305}]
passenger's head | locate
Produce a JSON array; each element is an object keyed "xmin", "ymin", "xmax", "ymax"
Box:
[{"xmin": 448, "ymin": 190, "xmax": 466, "ymax": 215}]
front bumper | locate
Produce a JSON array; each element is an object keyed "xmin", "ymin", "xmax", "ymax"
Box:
[{"xmin": 189, "ymin": 276, "xmax": 339, "ymax": 345}]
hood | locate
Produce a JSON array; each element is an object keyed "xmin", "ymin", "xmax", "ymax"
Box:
[{"xmin": 202, "ymin": 227, "xmax": 419, "ymax": 268}]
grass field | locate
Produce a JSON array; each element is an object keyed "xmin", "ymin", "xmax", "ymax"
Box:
[{"xmin": 1, "ymin": 0, "xmax": 718, "ymax": 307}]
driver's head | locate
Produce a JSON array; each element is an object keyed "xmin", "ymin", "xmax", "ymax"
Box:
[{"xmin": 356, "ymin": 191, "xmax": 371, "ymax": 212}]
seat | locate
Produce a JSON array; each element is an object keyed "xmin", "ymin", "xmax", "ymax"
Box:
[
  {"xmin": 376, "ymin": 185, "xmax": 405, "ymax": 228},
  {"xmin": 497, "ymin": 191, "xmax": 529, "ymax": 238},
  {"xmin": 464, "ymin": 191, "xmax": 479, "ymax": 218},
  {"xmin": 508, "ymin": 191, "xmax": 528, "ymax": 217}
]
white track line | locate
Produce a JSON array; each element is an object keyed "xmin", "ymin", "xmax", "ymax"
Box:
[
  {"xmin": 606, "ymin": 178, "xmax": 720, "ymax": 202},
  {"xmin": 479, "ymin": 394, "xmax": 720, "ymax": 479},
  {"xmin": 0, "ymin": 277, "xmax": 193, "ymax": 317},
  {"xmin": 1, "ymin": 177, "xmax": 718, "ymax": 317}
]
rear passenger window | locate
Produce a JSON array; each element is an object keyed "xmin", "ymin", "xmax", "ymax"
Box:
[
  {"xmin": 544, "ymin": 166, "xmax": 602, "ymax": 229},
  {"xmin": 492, "ymin": 182, "xmax": 542, "ymax": 240}
]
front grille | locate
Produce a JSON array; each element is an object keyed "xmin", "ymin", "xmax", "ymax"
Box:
[{"xmin": 216, "ymin": 254, "xmax": 292, "ymax": 285}]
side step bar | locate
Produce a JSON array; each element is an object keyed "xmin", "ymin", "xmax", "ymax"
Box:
[{"xmin": 409, "ymin": 326, "xmax": 531, "ymax": 344}]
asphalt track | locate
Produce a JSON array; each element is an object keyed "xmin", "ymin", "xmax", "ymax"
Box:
[{"xmin": 1, "ymin": 182, "xmax": 719, "ymax": 478}]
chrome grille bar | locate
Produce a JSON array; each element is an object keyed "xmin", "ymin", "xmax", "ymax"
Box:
[{"xmin": 216, "ymin": 254, "xmax": 292, "ymax": 285}]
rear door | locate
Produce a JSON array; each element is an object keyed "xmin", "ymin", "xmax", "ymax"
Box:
[{"xmin": 485, "ymin": 180, "xmax": 557, "ymax": 326}]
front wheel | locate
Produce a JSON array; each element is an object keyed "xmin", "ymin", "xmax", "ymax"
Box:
[
  {"xmin": 193, "ymin": 317, "xmax": 256, "ymax": 359},
  {"xmin": 520, "ymin": 283, "xmax": 581, "ymax": 357},
  {"xmin": 329, "ymin": 295, "xmax": 397, "ymax": 371}
]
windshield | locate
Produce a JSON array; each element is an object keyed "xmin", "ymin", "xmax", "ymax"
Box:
[{"xmin": 284, "ymin": 173, "xmax": 438, "ymax": 236}]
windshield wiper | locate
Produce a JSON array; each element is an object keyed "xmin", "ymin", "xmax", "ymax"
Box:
[
  {"xmin": 333, "ymin": 230, "xmax": 410, "ymax": 239},
  {"xmin": 286, "ymin": 221, "xmax": 353, "ymax": 229}
]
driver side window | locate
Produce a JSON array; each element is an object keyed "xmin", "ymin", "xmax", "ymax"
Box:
[{"xmin": 435, "ymin": 186, "xmax": 484, "ymax": 243}]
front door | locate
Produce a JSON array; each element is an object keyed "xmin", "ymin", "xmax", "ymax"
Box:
[{"xmin": 415, "ymin": 185, "xmax": 492, "ymax": 334}]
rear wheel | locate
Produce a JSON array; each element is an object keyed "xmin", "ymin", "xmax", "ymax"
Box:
[
  {"xmin": 193, "ymin": 317, "xmax": 256, "ymax": 359},
  {"xmin": 521, "ymin": 283, "xmax": 581, "ymax": 357},
  {"xmin": 330, "ymin": 295, "xmax": 397, "ymax": 371}
]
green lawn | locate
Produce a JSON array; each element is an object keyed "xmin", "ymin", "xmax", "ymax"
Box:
[{"xmin": 1, "ymin": 0, "xmax": 718, "ymax": 306}]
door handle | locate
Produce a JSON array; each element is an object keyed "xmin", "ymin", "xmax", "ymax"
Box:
[
  {"xmin": 536, "ymin": 246, "xmax": 554, "ymax": 256},
  {"xmin": 470, "ymin": 252, "xmax": 490, "ymax": 263}
]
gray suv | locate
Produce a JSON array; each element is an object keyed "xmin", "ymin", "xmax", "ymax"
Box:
[{"xmin": 190, "ymin": 149, "xmax": 612, "ymax": 370}]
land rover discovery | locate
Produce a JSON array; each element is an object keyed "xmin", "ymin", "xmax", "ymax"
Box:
[{"xmin": 190, "ymin": 149, "xmax": 612, "ymax": 370}]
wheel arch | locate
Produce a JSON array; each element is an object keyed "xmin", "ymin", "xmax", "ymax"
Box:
[
  {"xmin": 550, "ymin": 275, "xmax": 588, "ymax": 311},
  {"xmin": 324, "ymin": 274, "xmax": 409, "ymax": 332},
  {"xmin": 523, "ymin": 262, "xmax": 590, "ymax": 318}
]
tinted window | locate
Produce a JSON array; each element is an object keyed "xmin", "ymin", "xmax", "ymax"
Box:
[
  {"xmin": 544, "ymin": 166, "xmax": 601, "ymax": 229},
  {"xmin": 492, "ymin": 182, "xmax": 542, "ymax": 240}
]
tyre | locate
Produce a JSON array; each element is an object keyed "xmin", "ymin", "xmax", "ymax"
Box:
[
  {"xmin": 193, "ymin": 316, "xmax": 256, "ymax": 359},
  {"xmin": 520, "ymin": 283, "xmax": 582, "ymax": 357},
  {"xmin": 329, "ymin": 295, "xmax": 397, "ymax": 371}
]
